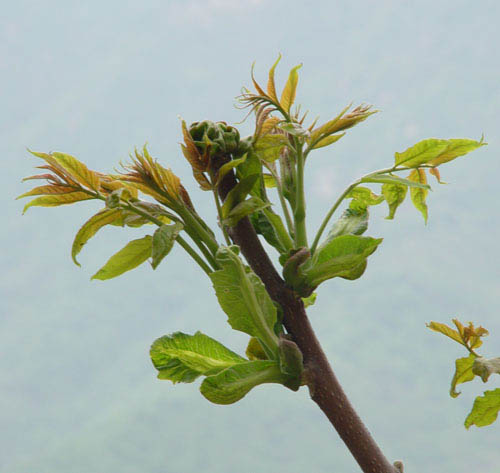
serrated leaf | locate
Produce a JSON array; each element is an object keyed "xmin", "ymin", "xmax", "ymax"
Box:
[
  {"xmin": 22, "ymin": 192, "xmax": 93, "ymax": 214},
  {"xmin": 381, "ymin": 183, "xmax": 408, "ymax": 220},
  {"xmin": 91, "ymin": 235, "xmax": 152, "ymax": 280},
  {"xmin": 310, "ymin": 133, "xmax": 345, "ymax": 150},
  {"xmin": 267, "ymin": 54, "xmax": 281, "ymax": 102},
  {"xmin": 71, "ymin": 209, "xmax": 123, "ymax": 266},
  {"xmin": 465, "ymin": 389, "xmax": 500, "ymax": 429},
  {"xmin": 426, "ymin": 321, "xmax": 465, "ymax": 346},
  {"xmin": 246, "ymin": 337, "xmax": 268, "ymax": 360},
  {"xmin": 200, "ymin": 360, "xmax": 286, "ymax": 405},
  {"xmin": 209, "ymin": 247, "xmax": 279, "ymax": 356},
  {"xmin": 408, "ymin": 169, "xmax": 429, "ymax": 223},
  {"xmin": 254, "ymin": 134, "xmax": 289, "ymax": 162},
  {"xmin": 395, "ymin": 139, "xmax": 449, "ymax": 168},
  {"xmin": 428, "ymin": 137, "xmax": 486, "ymax": 166},
  {"xmin": 17, "ymin": 185, "xmax": 76, "ymax": 199},
  {"xmin": 223, "ymin": 196, "xmax": 271, "ymax": 227},
  {"xmin": 280, "ymin": 64, "xmax": 302, "ymax": 113},
  {"xmin": 450, "ymin": 354, "xmax": 477, "ymax": 398},
  {"xmin": 151, "ymin": 222, "xmax": 183, "ymax": 269},
  {"xmin": 151, "ymin": 331, "xmax": 245, "ymax": 383},
  {"xmin": 304, "ymin": 235, "xmax": 382, "ymax": 287},
  {"xmin": 473, "ymin": 357, "xmax": 500, "ymax": 383}
]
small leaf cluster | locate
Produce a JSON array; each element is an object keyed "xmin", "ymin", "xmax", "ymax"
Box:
[
  {"xmin": 428, "ymin": 319, "xmax": 500, "ymax": 428},
  {"xmin": 19, "ymin": 57, "xmax": 487, "ymax": 407}
]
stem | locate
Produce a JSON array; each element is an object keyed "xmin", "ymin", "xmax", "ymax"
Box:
[
  {"xmin": 293, "ymin": 138, "xmax": 308, "ymax": 247},
  {"xmin": 212, "ymin": 188, "xmax": 232, "ymax": 246},
  {"xmin": 267, "ymin": 165, "xmax": 295, "ymax": 237},
  {"xmin": 215, "ymin": 162, "xmax": 398, "ymax": 473}
]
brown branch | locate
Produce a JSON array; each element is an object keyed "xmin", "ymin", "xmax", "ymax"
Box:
[{"xmin": 215, "ymin": 157, "xmax": 398, "ymax": 473}]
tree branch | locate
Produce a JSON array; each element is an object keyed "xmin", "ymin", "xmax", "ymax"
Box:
[{"xmin": 215, "ymin": 156, "xmax": 398, "ymax": 473}]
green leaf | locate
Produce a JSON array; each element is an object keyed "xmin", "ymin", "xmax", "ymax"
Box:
[
  {"xmin": 200, "ymin": 360, "xmax": 287, "ymax": 405},
  {"xmin": 151, "ymin": 331, "xmax": 245, "ymax": 383},
  {"xmin": 465, "ymin": 389, "xmax": 500, "ymax": 429},
  {"xmin": 151, "ymin": 222, "xmax": 183, "ymax": 269},
  {"xmin": 254, "ymin": 134, "xmax": 289, "ymax": 162},
  {"xmin": 310, "ymin": 133, "xmax": 345, "ymax": 150},
  {"xmin": 302, "ymin": 293, "xmax": 317, "ymax": 308},
  {"xmin": 450, "ymin": 354, "xmax": 477, "ymax": 398},
  {"xmin": 22, "ymin": 192, "xmax": 93, "ymax": 214},
  {"xmin": 326, "ymin": 208, "xmax": 368, "ymax": 240},
  {"xmin": 221, "ymin": 174, "xmax": 260, "ymax": 218},
  {"xmin": 91, "ymin": 235, "xmax": 152, "ymax": 280},
  {"xmin": 71, "ymin": 209, "xmax": 123, "ymax": 266},
  {"xmin": 395, "ymin": 139, "xmax": 449, "ymax": 168},
  {"xmin": 381, "ymin": 183, "xmax": 408, "ymax": 220},
  {"xmin": 347, "ymin": 187, "xmax": 384, "ymax": 212},
  {"xmin": 279, "ymin": 64, "xmax": 302, "ymax": 112},
  {"xmin": 408, "ymin": 169, "xmax": 429, "ymax": 223},
  {"xmin": 304, "ymin": 235, "xmax": 383, "ymax": 287},
  {"xmin": 278, "ymin": 338, "xmax": 303, "ymax": 379},
  {"xmin": 362, "ymin": 173, "xmax": 431, "ymax": 189},
  {"xmin": 250, "ymin": 210, "xmax": 291, "ymax": 254},
  {"xmin": 426, "ymin": 321, "xmax": 465, "ymax": 346},
  {"xmin": 209, "ymin": 247, "xmax": 279, "ymax": 356},
  {"xmin": 263, "ymin": 173, "xmax": 277, "ymax": 188},
  {"xmin": 223, "ymin": 197, "xmax": 271, "ymax": 227},
  {"xmin": 277, "ymin": 122, "xmax": 310, "ymax": 138},
  {"xmin": 428, "ymin": 137, "xmax": 486, "ymax": 166},
  {"xmin": 215, "ymin": 154, "xmax": 247, "ymax": 186},
  {"xmin": 17, "ymin": 184, "xmax": 76, "ymax": 199},
  {"xmin": 246, "ymin": 337, "xmax": 268, "ymax": 360},
  {"xmin": 473, "ymin": 357, "xmax": 500, "ymax": 383}
]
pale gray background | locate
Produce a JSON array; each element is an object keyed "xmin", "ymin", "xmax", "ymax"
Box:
[{"xmin": 2, "ymin": 1, "xmax": 499, "ymax": 472}]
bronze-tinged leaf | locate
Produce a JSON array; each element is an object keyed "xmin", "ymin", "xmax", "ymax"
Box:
[
  {"xmin": 310, "ymin": 133, "xmax": 345, "ymax": 150},
  {"xmin": 260, "ymin": 116, "xmax": 281, "ymax": 136},
  {"xmin": 17, "ymin": 185, "xmax": 75, "ymax": 199},
  {"xmin": 267, "ymin": 54, "xmax": 281, "ymax": 102},
  {"xmin": 22, "ymin": 192, "xmax": 94, "ymax": 214},
  {"xmin": 50, "ymin": 152, "xmax": 101, "ymax": 191},
  {"xmin": 250, "ymin": 62, "xmax": 267, "ymax": 97},
  {"xmin": 427, "ymin": 321, "xmax": 465, "ymax": 346},
  {"xmin": 309, "ymin": 104, "xmax": 351, "ymax": 143},
  {"xmin": 280, "ymin": 64, "xmax": 302, "ymax": 113},
  {"xmin": 429, "ymin": 167, "xmax": 446, "ymax": 184}
]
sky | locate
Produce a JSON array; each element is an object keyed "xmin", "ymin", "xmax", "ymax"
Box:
[{"xmin": 1, "ymin": 1, "xmax": 500, "ymax": 472}]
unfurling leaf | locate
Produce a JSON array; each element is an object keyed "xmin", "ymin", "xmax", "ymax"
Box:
[
  {"xmin": 278, "ymin": 337, "xmax": 303, "ymax": 386},
  {"xmin": 465, "ymin": 389, "xmax": 500, "ymax": 429},
  {"xmin": 223, "ymin": 196, "xmax": 270, "ymax": 227},
  {"xmin": 72, "ymin": 209, "xmax": 123, "ymax": 266},
  {"xmin": 150, "ymin": 331, "xmax": 245, "ymax": 383},
  {"xmin": 310, "ymin": 133, "xmax": 345, "ymax": 150},
  {"xmin": 326, "ymin": 208, "xmax": 368, "ymax": 240},
  {"xmin": 200, "ymin": 360, "xmax": 287, "ymax": 405},
  {"xmin": 347, "ymin": 186, "xmax": 384, "ymax": 212},
  {"xmin": 151, "ymin": 222, "xmax": 184, "ymax": 269},
  {"xmin": 450, "ymin": 354, "xmax": 477, "ymax": 398},
  {"xmin": 254, "ymin": 134, "xmax": 289, "ymax": 162},
  {"xmin": 91, "ymin": 235, "xmax": 152, "ymax": 280},
  {"xmin": 302, "ymin": 293, "xmax": 317, "ymax": 308},
  {"xmin": 209, "ymin": 247, "xmax": 279, "ymax": 357},
  {"xmin": 246, "ymin": 337, "xmax": 268, "ymax": 360},
  {"xmin": 277, "ymin": 122, "xmax": 310, "ymax": 138},
  {"xmin": 280, "ymin": 64, "xmax": 302, "ymax": 113},
  {"xmin": 472, "ymin": 357, "xmax": 500, "ymax": 383},
  {"xmin": 22, "ymin": 192, "xmax": 94, "ymax": 214},
  {"xmin": 408, "ymin": 169, "xmax": 428, "ymax": 223},
  {"xmin": 304, "ymin": 235, "xmax": 383, "ymax": 287},
  {"xmin": 381, "ymin": 183, "xmax": 407, "ymax": 220},
  {"xmin": 267, "ymin": 54, "xmax": 281, "ymax": 102}
]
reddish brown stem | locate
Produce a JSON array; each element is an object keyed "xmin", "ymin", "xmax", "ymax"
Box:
[{"xmin": 215, "ymin": 159, "xmax": 398, "ymax": 473}]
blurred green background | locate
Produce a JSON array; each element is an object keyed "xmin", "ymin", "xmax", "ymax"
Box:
[{"xmin": 2, "ymin": 1, "xmax": 499, "ymax": 471}]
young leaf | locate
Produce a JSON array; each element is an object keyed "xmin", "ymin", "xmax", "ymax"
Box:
[
  {"xmin": 472, "ymin": 357, "xmax": 500, "ymax": 383},
  {"xmin": 304, "ymin": 235, "xmax": 383, "ymax": 287},
  {"xmin": 309, "ymin": 133, "xmax": 345, "ymax": 150},
  {"xmin": 465, "ymin": 389, "xmax": 500, "ymax": 429},
  {"xmin": 91, "ymin": 235, "xmax": 152, "ymax": 280},
  {"xmin": 263, "ymin": 173, "xmax": 277, "ymax": 188},
  {"xmin": 250, "ymin": 210, "xmax": 291, "ymax": 254},
  {"xmin": 22, "ymin": 192, "xmax": 93, "ymax": 214},
  {"xmin": 267, "ymin": 54, "xmax": 281, "ymax": 102},
  {"xmin": 200, "ymin": 360, "xmax": 287, "ymax": 405},
  {"xmin": 50, "ymin": 152, "xmax": 101, "ymax": 190},
  {"xmin": 302, "ymin": 293, "xmax": 317, "ymax": 308},
  {"xmin": 347, "ymin": 187, "xmax": 384, "ymax": 212},
  {"xmin": 72, "ymin": 208, "xmax": 123, "ymax": 266},
  {"xmin": 362, "ymin": 173, "xmax": 430, "ymax": 189},
  {"xmin": 223, "ymin": 196, "xmax": 270, "ymax": 227},
  {"xmin": 428, "ymin": 137, "xmax": 486, "ymax": 166},
  {"xmin": 450, "ymin": 354, "xmax": 477, "ymax": 398},
  {"xmin": 17, "ymin": 185, "xmax": 76, "ymax": 199},
  {"xmin": 280, "ymin": 64, "xmax": 302, "ymax": 113},
  {"xmin": 426, "ymin": 321, "xmax": 465, "ymax": 347},
  {"xmin": 277, "ymin": 122, "xmax": 310, "ymax": 138},
  {"xmin": 209, "ymin": 247, "xmax": 279, "ymax": 356},
  {"xmin": 381, "ymin": 183, "xmax": 408, "ymax": 220},
  {"xmin": 214, "ymin": 154, "xmax": 247, "ymax": 187},
  {"xmin": 408, "ymin": 169, "xmax": 429, "ymax": 223},
  {"xmin": 254, "ymin": 134, "xmax": 289, "ymax": 162},
  {"xmin": 278, "ymin": 338, "xmax": 303, "ymax": 379},
  {"xmin": 326, "ymin": 208, "xmax": 368, "ymax": 240},
  {"xmin": 151, "ymin": 222, "xmax": 184, "ymax": 269},
  {"xmin": 221, "ymin": 174, "xmax": 260, "ymax": 218},
  {"xmin": 394, "ymin": 139, "xmax": 449, "ymax": 168},
  {"xmin": 246, "ymin": 337, "xmax": 268, "ymax": 361},
  {"xmin": 150, "ymin": 331, "xmax": 245, "ymax": 383}
]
